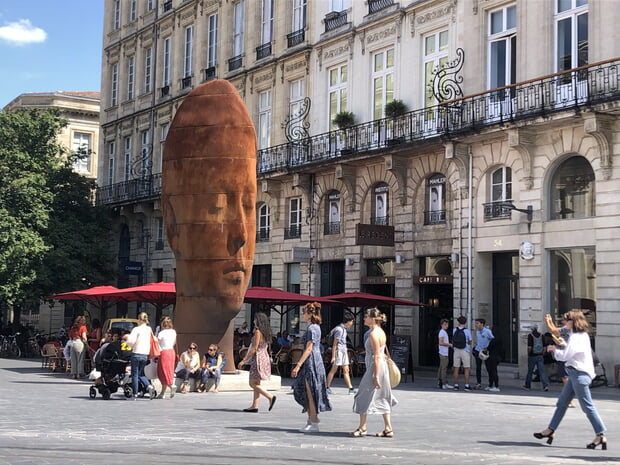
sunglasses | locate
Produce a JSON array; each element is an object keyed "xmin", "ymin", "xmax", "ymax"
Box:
[{"xmin": 189, "ymin": 347, "xmax": 197, "ymax": 350}]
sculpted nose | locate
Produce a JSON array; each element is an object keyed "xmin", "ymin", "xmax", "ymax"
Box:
[{"xmin": 233, "ymin": 238, "xmax": 246, "ymax": 250}]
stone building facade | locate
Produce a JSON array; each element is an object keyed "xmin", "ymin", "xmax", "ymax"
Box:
[{"xmin": 98, "ymin": 0, "xmax": 619, "ymax": 375}]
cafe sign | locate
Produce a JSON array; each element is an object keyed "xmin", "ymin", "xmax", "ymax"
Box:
[
  {"xmin": 413, "ymin": 275, "xmax": 453, "ymax": 284},
  {"xmin": 356, "ymin": 224, "xmax": 395, "ymax": 246}
]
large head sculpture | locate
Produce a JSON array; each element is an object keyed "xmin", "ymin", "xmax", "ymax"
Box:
[{"xmin": 161, "ymin": 79, "xmax": 256, "ymax": 365}]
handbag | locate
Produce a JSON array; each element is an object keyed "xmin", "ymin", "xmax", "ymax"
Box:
[
  {"xmin": 144, "ymin": 358, "xmax": 158, "ymax": 379},
  {"xmin": 385, "ymin": 348, "xmax": 401, "ymax": 388},
  {"xmin": 148, "ymin": 333, "xmax": 161, "ymax": 359}
]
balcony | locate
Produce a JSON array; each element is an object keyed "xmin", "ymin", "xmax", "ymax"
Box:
[
  {"xmin": 368, "ymin": 0, "xmax": 394, "ymax": 14},
  {"xmin": 370, "ymin": 215, "xmax": 389, "ymax": 226},
  {"xmin": 324, "ymin": 221, "xmax": 341, "ymax": 235},
  {"xmin": 163, "ymin": 0, "xmax": 172, "ymax": 12},
  {"xmin": 96, "ymin": 173, "xmax": 161, "ymax": 206},
  {"xmin": 256, "ymin": 43, "xmax": 272, "ymax": 60},
  {"xmin": 257, "ymin": 58, "xmax": 620, "ymax": 175},
  {"xmin": 483, "ymin": 202, "xmax": 512, "ymax": 221},
  {"xmin": 284, "ymin": 225, "xmax": 302, "ymax": 239},
  {"xmin": 160, "ymin": 85, "xmax": 170, "ymax": 98},
  {"xmin": 181, "ymin": 76, "xmax": 192, "ymax": 89},
  {"xmin": 228, "ymin": 55, "xmax": 242, "ymax": 72},
  {"xmin": 324, "ymin": 11, "xmax": 347, "ymax": 32},
  {"xmin": 257, "ymin": 228, "xmax": 270, "ymax": 243},
  {"xmin": 287, "ymin": 29, "xmax": 305, "ymax": 48},
  {"xmin": 424, "ymin": 210, "xmax": 447, "ymax": 225},
  {"xmin": 203, "ymin": 67, "xmax": 216, "ymax": 81}
]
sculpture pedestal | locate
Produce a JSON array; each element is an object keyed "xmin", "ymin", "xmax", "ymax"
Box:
[{"xmin": 150, "ymin": 370, "xmax": 282, "ymax": 393}]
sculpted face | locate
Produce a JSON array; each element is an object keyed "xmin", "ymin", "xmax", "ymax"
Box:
[{"xmin": 162, "ymin": 79, "xmax": 256, "ymax": 365}]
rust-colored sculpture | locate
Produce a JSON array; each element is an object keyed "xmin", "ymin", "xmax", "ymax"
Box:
[{"xmin": 162, "ymin": 80, "xmax": 256, "ymax": 370}]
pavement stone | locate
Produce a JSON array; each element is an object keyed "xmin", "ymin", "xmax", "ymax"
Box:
[{"xmin": 0, "ymin": 358, "xmax": 618, "ymax": 465}]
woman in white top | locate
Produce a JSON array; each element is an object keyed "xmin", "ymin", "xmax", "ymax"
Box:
[
  {"xmin": 156, "ymin": 316, "xmax": 177, "ymax": 399},
  {"xmin": 534, "ymin": 310, "xmax": 607, "ymax": 449},
  {"xmin": 125, "ymin": 312, "xmax": 156, "ymax": 400},
  {"xmin": 175, "ymin": 342, "xmax": 201, "ymax": 393}
]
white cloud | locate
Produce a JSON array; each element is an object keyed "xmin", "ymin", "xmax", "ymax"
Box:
[{"xmin": 0, "ymin": 19, "xmax": 47, "ymax": 46}]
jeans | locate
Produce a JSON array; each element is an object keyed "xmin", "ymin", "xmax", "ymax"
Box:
[
  {"xmin": 485, "ymin": 358, "xmax": 499, "ymax": 388},
  {"xmin": 130, "ymin": 353, "xmax": 151, "ymax": 397},
  {"xmin": 200, "ymin": 367, "xmax": 223, "ymax": 387},
  {"xmin": 176, "ymin": 367, "xmax": 201, "ymax": 383},
  {"xmin": 473, "ymin": 349, "xmax": 484, "ymax": 384},
  {"xmin": 549, "ymin": 367, "xmax": 606, "ymax": 434},
  {"xmin": 525, "ymin": 355, "xmax": 548, "ymax": 388}
]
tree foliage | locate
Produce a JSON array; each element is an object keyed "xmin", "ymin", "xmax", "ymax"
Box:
[{"xmin": 0, "ymin": 108, "xmax": 115, "ymax": 309}]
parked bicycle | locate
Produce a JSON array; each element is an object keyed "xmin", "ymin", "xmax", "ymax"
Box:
[{"xmin": 0, "ymin": 333, "xmax": 22, "ymax": 358}]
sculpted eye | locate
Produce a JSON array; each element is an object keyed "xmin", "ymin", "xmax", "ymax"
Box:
[{"xmin": 206, "ymin": 193, "xmax": 225, "ymax": 215}]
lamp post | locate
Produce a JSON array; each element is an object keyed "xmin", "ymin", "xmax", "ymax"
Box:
[{"xmin": 501, "ymin": 202, "xmax": 533, "ymax": 233}]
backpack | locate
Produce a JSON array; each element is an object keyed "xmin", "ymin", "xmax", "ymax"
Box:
[
  {"xmin": 453, "ymin": 327, "xmax": 467, "ymax": 349},
  {"xmin": 532, "ymin": 334, "xmax": 543, "ymax": 354}
]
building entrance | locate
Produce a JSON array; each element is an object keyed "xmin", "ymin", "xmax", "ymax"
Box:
[
  {"xmin": 492, "ymin": 253, "xmax": 519, "ymax": 364},
  {"xmin": 418, "ymin": 284, "xmax": 453, "ymax": 366}
]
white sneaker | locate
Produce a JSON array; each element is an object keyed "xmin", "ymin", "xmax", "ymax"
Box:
[
  {"xmin": 170, "ymin": 385, "xmax": 176, "ymax": 399},
  {"xmin": 442, "ymin": 384, "xmax": 453, "ymax": 389},
  {"xmin": 489, "ymin": 387, "xmax": 501, "ymax": 392},
  {"xmin": 299, "ymin": 422, "xmax": 320, "ymax": 433},
  {"xmin": 484, "ymin": 386, "xmax": 491, "ymax": 391}
]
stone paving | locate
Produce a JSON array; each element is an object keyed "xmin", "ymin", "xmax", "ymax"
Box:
[{"xmin": 0, "ymin": 358, "xmax": 618, "ymax": 465}]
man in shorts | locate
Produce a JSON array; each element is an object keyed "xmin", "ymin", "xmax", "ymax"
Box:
[
  {"xmin": 326, "ymin": 312, "xmax": 357, "ymax": 394},
  {"xmin": 452, "ymin": 315, "xmax": 473, "ymax": 391}
]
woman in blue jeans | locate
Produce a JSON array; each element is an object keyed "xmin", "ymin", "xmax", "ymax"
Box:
[
  {"xmin": 125, "ymin": 312, "xmax": 155, "ymax": 400},
  {"xmin": 534, "ymin": 310, "xmax": 606, "ymax": 449}
]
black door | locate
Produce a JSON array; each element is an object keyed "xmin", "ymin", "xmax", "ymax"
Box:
[
  {"xmin": 492, "ymin": 253, "xmax": 519, "ymax": 364},
  {"xmin": 320, "ymin": 261, "xmax": 345, "ymax": 334},
  {"xmin": 418, "ymin": 284, "xmax": 453, "ymax": 366}
]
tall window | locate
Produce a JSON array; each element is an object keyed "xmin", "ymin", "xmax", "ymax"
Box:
[
  {"xmin": 127, "ymin": 56, "xmax": 135, "ymax": 100},
  {"xmin": 124, "ymin": 137, "xmax": 132, "ymax": 181},
  {"xmin": 207, "ymin": 14, "xmax": 218, "ymax": 68},
  {"xmin": 289, "ymin": 79, "xmax": 305, "ymax": 123},
  {"xmin": 144, "ymin": 47, "xmax": 152, "ymax": 93},
  {"xmin": 233, "ymin": 1, "xmax": 245, "ymax": 58},
  {"xmin": 261, "ymin": 0, "xmax": 273, "ymax": 45},
  {"xmin": 107, "ymin": 142, "xmax": 115, "ymax": 185},
  {"xmin": 184, "ymin": 26, "xmax": 193, "ymax": 78},
  {"xmin": 156, "ymin": 217, "xmax": 165, "ymax": 250},
  {"xmin": 325, "ymin": 190, "xmax": 341, "ymax": 235},
  {"xmin": 111, "ymin": 63, "xmax": 118, "ymax": 106},
  {"xmin": 163, "ymin": 37, "xmax": 171, "ymax": 86},
  {"xmin": 549, "ymin": 155, "xmax": 595, "ymax": 220},
  {"xmin": 372, "ymin": 48, "xmax": 394, "ymax": 119},
  {"xmin": 491, "ymin": 167, "xmax": 512, "ymax": 203},
  {"xmin": 425, "ymin": 174, "xmax": 446, "ymax": 225},
  {"xmin": 147, "ymin": 0, "xmax": 154, "ymax": 12},
  {"xmin": 130, "ymin": 0, "xmax": 137, "ymax": 21},
  {"xmin": 556, "ymin": 0, "xmax": 588, "ymax": 73},
  {"xmin": 287, "ymin": 198, "xmax": 302, "ymax": 238},
  {"xmin": 372, "ymin": 183, "xmax": 389, "ymax": 225},
  {"xmin": 328, "ymin": 64, "xmax": 347, "ymax": 130},
  {"xmin": 113, "ymin": 0, "xmax": 121, "ymax": 29},
  {"xmin": 423, "ymin": 30, "xmax": 449, "ymax": 108},
  {"xmin": 292, "ymin": 0, "xmax": 307, "ymax": 32},
  {"xmin": 159, "ymin": 123, "xmax": 169, "ymax": 172},
  {"xmin": 488, "ymin": 5, "xmax": 516, "ymax": 90},
  {"xmin": 141, "ymin": 130, "xmax": 150, "ymax": 177},
  {"xmin": 258, "ymin": 90, "xmax": 271, "ymax": 149},
  {"xmin": 72, "ymin": 132, "xmax": 91, "ymax": 173},
  {"xmin": 258, "ymin": 204, "xmax": 270, "ymax": 241}
]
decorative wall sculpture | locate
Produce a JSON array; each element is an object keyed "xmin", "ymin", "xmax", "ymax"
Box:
[{"xmin": 162, "ymin": 80, "xmax": 257, "ymax": 369}]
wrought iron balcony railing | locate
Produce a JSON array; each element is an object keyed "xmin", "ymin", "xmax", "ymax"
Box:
[
  {"xmin": 287, "ymin": 29, "xmax": 305, "ymax": 48},
  {"xmin": 424, "ymin": 210, "xmax": 447, "ymax": 225},
  {"xmin": 228, "ymin": 55, "xmax": 243, "ymax": 72},
  {"xmin": 284, "ymin": 225, "xmax": 302, "ymax": 239},
  {"xmin": 257, "ymin": 228, "xmax": 271, "ymax": 242},
  {"xmin": 181, "ymin": 76, "xmax": 192, "ymax": 89},
  {"xmin": 324, "ymin": 11, "xmax": 347, "ymax": 32},
  {"xmin": 369, "ymin": 0, "xmax": 394, "ymax": 14},
  {"xmin": 324, "ymin": 221, "xmax": 341, "ymax": 235},
  {"xmin": 203, "ymin": 67, "xmax": 216, "ymax": 81},
  {"xmin": 96, "ymin": 173, "xmax": 161, "ymax": 206},
  {"xmin": 257, "ymin": 58, "xmax": 619, "ymax": 175},
  {"xmin": 370, "ymin": 215, "xmax": 389, "ymax": 226},
  {"xmin": 256, "ymin": 42, "xmax": 272, "ymax": 60},
  {"xmin": 160, "ymin": 85, "xmax": 170, "ymax": 98},
  {"xmin": 483, "ymin": 202, "xmax": 513, "ymax": 220}
]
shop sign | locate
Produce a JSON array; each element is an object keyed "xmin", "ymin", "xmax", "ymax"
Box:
[
  {"xmin": 292, "ymin": 247, "xmax": 311, "ymax": 263},
  {"xmin": 356, "ymin": 224, "xmax": 395, "ymax": 246},
  {"xmin": 121, "ymin": 261, "xmax": 143, "ymax": 275},
  {"xmin": 413, "ymin": 275, "xmax": 453, "ymax": 284}
]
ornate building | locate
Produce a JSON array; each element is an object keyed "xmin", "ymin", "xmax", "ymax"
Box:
[{"xmin": 98, "ymin": 0, "xmax": 620, "ymax": 375}]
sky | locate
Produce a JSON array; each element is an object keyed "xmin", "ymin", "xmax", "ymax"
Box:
[{"xmin": 0, "ymin": 1, "xmax": 104, "ymax": 109}]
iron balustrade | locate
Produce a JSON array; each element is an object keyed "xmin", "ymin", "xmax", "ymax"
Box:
[
  {"xmin": 287, "ymin": 29, "xmax": 305, "ymax": 48},
  {"xmin": 324, "ymin": 221, "xmax": 341, "ymax": 235},
  {"xmin": 483, "ymin": 202, "xmax": 513, "ymax": 220},
  {"xmin": 228, "ymin": 55, "xmax": 242, "ymax": 72},
  {"xmin": 371, "ymin": 215, "xmax": 389, "ymax": 226},
  {"xmin": 368, "ymin": 0, "xmax": 394, "ymax": 14},
  {"xmin": 257, "ymin": 228, "xmax": 271, "ymax": 242},
  {"xmin": 256, "ymin": 42, "xmax": 272, "ymax": 60},
  {"xmin": 96, "ymin": 173, "xmax": 161, "ymax": 206},
  {"xmin": 257, "ymin": 58, "xmax": 619, "ymax": 175},
  {"xmin": 203, "ymin": 67, "xmax": 216, "ymax": 81},
  {"xmin": 181, "ymin": 76, "xmax": 192, "ymax": 89},
  {"xmin": 424, "ymin": 210, "xmax": 447, "ymax": 225},
  {"xmin": 324, "ymin": 11, "xmax": 347, "ymax": 32},
  {"xmin": 160, "ymin": 85, "xmax": 170, "ymax": 98},
  {"xmin": 284, "ymin": 225, "xmax": 302, "ymax": 239}
]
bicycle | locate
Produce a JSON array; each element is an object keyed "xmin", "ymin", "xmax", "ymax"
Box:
[{"xmin": 0, "ymin": 333, "xmax": 22, "ymax": 358}]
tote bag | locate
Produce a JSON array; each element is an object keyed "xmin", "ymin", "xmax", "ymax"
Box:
[
  {"xmin": 385, "ymin": 348, "xmax": 401, "ymax": 388},
  {"xmin": 148, "ymin": 333, "xmax": 161, "ymax": 359}
]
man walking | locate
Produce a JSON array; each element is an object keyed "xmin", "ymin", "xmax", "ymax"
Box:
[
  {"xmin": 326, "ymin": 312, "xmax": 357, "ymax": 394},
  {"xmin": 523, "ymin": 324, "xmax": 549, "ymax": 391},
  {"xmin": 452, "ymin": 315, "xmax": 473, "ymax": 391},
  {"xmin": 437, "ymin": 319, "xmax": 453, "ymax": 389},
  {"xmin": 473, "ymin": 318, "xmax": 494, "ymax": 389}
]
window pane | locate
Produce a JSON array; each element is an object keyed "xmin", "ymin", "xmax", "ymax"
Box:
[
  {"xmin": 507, "ymin": 6, "xmax": 516, "ymax": 29},
  {"xmin": 330, "ymin": 69, "xmax": 337, "ymax": 86},
  {"xmin": 439, "ymin": 31, "xmax": 448, "ymax": 50},
  {"xmin": 576, "ymin": 0, "xmax": 588, "ymax": 6},
  {"xmin": 491, "ymin": 10, "xmax": 503, "ymax": 34},
  {"xmin": 557, "ymin": 0, "xmax": 572, "ymax": 12},
  {"xmin": 341, "ymin": 65, "xmax": 348, "ymax": 83},
  {"xmin": 490, "ymin": 40, "xmax": 507, "ymax": 88},
  {"xmin": 425, "ymin": 36, "xmax": 435, "ymax": 55},
  {"xmin": 374, "ymin": 53, "xmax": 383, "ymax": 72},
  {"xmin": 386, "ymin": 49, "xmax": 394, "ymax": 68},
  {"xmin": 557, "ymin": 17, "xmax": 572, "ymax": 72},
  {"xmin": 577, "ymin": 13, "xmax": 588, "ymax": 67}
]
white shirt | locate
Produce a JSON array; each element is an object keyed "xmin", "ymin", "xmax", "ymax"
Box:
[
  {"xmin": 552, "ymin": 331, "xmax": 595, "ymax": 379},
  {"xmin": 438, "ymin": 328, "xmax": 449, "ymax": 356},
  {"xmin": 126, "ymin": 324, "xmax": 153, "ymax": 356},
  {"xmin": 157, "ymin": 328, "xmax": 177, "ymax": 350}
]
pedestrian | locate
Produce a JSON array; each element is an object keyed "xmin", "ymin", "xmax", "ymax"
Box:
[
  {"xmin": 545, "ymin": 313, "xmax": 576, "ymax": 407},
  {"xmin": 238, "ymin": 312, "xmax": 276, "ymax": 412},
  {"xmin": 534, "ymin": 310, "xmax": 607, "ymax": 449},
  {"xmin": 484, "ymin": 327, "xmax": 502, "ymax": 392},
  {"xmin": 473, "ymin": 318, "xmax": 494, "ymax": 389},
  {"xmin": 198, "ymin": 344, "xmax": 225, "ymax": 393},
  {"xmin": 291, "ymin": 302, "xmax": 331, "ymax": 432},
  {"xmin": 326, "ymin": 312, "xmax": 357, "ymax": 394},
  {"xmin": 125, "ymin": 312, "xmax": 156, "ymax": 400},
  {"xmin": 68, "ymin": 315, "xmax": 88, "ymax": 379},
  {"xmin": 522, "ymin": 324, "xmax": 549, "ymax": 391},
  {"xmin": 175, "ymin": 342, "xmax": 201, "ymax": 393},
  {"xmin": 452, "ymin": 315, "xmax": 473, "ymax": 391},
  {"xmin": 437, "ymin": 318, "xmax": 452, "ymax": 389},
  {"xmin": 350, "ymin": 307, "xmax": 398, "ymax": 438},
  {"xmin": 156, "ymin": 316, "xmax": 177, "ymax": 399}
]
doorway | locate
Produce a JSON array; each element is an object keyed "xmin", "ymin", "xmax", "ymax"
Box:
[
  {"xmin": 492, "ymin": 253, "xmax": 519, "ymax": 363},
  {"xmin": 418, "ymin": 284, "xmax": 453, "ymax": 366}
]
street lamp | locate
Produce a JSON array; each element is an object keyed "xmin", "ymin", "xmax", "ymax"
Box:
[{"xmin": 501, "ymin": 202, "xmax": 533, "ymax": 233}]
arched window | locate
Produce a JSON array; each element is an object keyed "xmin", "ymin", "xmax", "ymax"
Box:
[
  {"xmin": 324, "ymin": 190, "xmax": 341, "ymax": 235},
  {"xmin": 549, "ymin": 156, "xmax": 595, "ymax": 220},
  {"xmin": 257, "ymin": 204, "xmax": 270, "ymax": 242},
  {"xmin": 425, "ymin": 174, "xmax": 446, "ymax": 225},
  {"xmin": 484, "ymin": 166, "xmax": 512, "ymax": 220},
  {"xmin": 371, "ymin": 182, "xmax": 389, "ymax": 225}
]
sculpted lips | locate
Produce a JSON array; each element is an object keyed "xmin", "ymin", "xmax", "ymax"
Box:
[{"xmin": 223, "ymin": 264, "xmax": 246, "ymax": 285}]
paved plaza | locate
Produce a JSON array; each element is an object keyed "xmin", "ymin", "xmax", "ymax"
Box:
[{"xmin": 0, "ymin": 358, "xmax": 618, "ymax": 465}]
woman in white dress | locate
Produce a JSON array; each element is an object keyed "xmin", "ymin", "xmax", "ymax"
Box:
[{"xmin": 351, "ymin": 308, "xmax": 398, "ymax": 437}]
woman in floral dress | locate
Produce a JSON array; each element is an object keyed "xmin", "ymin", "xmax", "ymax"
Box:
[
  {"xmin": 238, "ymin": 312, "xmax": 276, "ymax": 412},
  {"xmin": 292, "ymin": 302, "xmax": 331, "ymax": 433}
]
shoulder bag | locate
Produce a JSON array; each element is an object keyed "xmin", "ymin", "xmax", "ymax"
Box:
[{"xmin": 385, "ymin": 347, "xmax": 401, "ymax": 388}]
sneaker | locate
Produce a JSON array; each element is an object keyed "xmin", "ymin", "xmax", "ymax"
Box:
[
  {"xmin": 326, "ymin": 387, "xmax": 333, "ymax": 395},
  {"xmin": 521, "ymin": 385, "xmax": 531, "ymax": 390},
  {"xmin": 442, "ymin": 384, "xmax": 453, "ymax": 390},
  {"xmin": 543, "ymin": 386, "xmax": 549, "ymax": 392},
  {"xmin": 453, "ymin": 384, "xmax": 459, "ymax": 390},
  {"xmin": 170, "ymin": 385, "xmax": 176, "ymax": 398},
  {"xmin": 474, "ymin": 384, "xmax": 482, "ymax": 390},
  {"xmin": 484, "ymin": 386, "xmax": 491, "ymax": 391},
  {"xmin": 464, "ymin": 385, "xmax": 472, "ymax": 391},
  {"xmin": 489, "ymin": 387, "xmax": 501, "ymax": 392},
  {"xmin": 348, "ymin": 388, "xmax": 358, "ymax": 394},
  {"xmin": 299, "ymin": 422, "xmax": 320, "ymax": 433}
]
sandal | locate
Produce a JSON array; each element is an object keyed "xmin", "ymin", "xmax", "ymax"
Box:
[
  {"xmin": 376, "ymin": 429, "xmax": 394, "ymax": 438},
  {"xmin": 349, "ymin": 428, "xmax": 367, "ymax": 437}
]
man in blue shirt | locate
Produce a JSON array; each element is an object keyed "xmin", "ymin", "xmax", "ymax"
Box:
[{"xmin": 473, "ymin": 318, "xmax": 494, "ymax": 389}]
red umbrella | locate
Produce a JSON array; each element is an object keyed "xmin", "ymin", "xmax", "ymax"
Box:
[
  {"xmin": 46, "ymin": 285, "xmax": 123, "ymax": 322},
  {"xmin": 105, "ymin": 282, "xmax": 176, "ymax": 324},
  {"xmin": 322, "ymin": 291, "xmax": 424, "ymax": 309}
]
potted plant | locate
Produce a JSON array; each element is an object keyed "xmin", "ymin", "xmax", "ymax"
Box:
[
  {"xmin": 333, "ymin": 110, "xmax": 355, "ymax": 129},
  {"xmin": 385, "ymin": 99, "xmax": 407, "ymax": 145},
  {"xmin": 332, "ymin": 111, "xmax": 355, "ymax": 155}
]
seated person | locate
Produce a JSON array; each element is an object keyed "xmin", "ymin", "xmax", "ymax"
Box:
[
  {"xmin": 197, "ymin": 344, "xmax": 226, "ymax": 393},
  {"xmin": 277, "ymin": 331, "xmax": 291, "ymax": 348},
  {"xmin": 175, "ymin": 342, "xmax": 201, "ymax": 393},
  {"xmin": 291, "ymin": 336, "xmax": 304, "ymax": 350}
]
